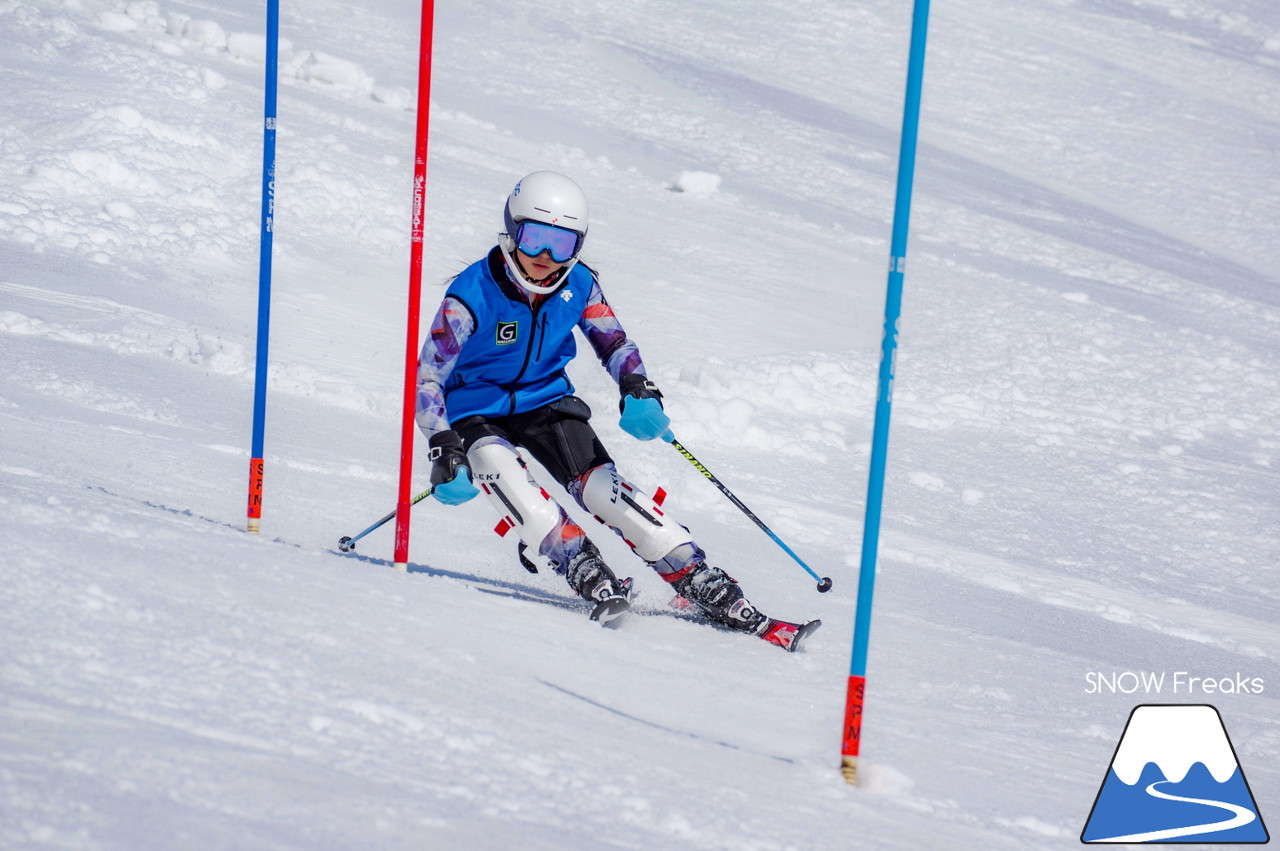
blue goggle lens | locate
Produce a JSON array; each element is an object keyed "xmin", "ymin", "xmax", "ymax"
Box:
[{"xmin": 515, "ymin": 221, "xmax": 582, "ymax": 263}]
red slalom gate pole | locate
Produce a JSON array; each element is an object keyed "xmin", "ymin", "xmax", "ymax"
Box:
[{"xmin": 393, "ymin": 0, "xmax": 436, "ymax": 571}]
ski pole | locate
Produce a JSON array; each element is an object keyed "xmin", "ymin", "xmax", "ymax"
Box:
[
  {"xmin": 666, "ymin": 434, "xmax": 832, "ymax": 593},
  {"xmin": 338, "ymin": 486, "xmax": 433, "ymax": 553}
]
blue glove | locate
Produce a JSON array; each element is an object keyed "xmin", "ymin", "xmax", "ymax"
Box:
[
  {"xmin": 434, "ymin": 469, "xmax": 478, "ymax": 505},
  {"xmin": 429, "ymin": 430, "xmax": 479, "ymax": 505},
  {"xmin": 618, "ymin": 375, "xmax": 674, "ymax": 442}
]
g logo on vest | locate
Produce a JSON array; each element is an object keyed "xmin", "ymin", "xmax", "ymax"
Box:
[{"xmin": 496, "ymin": 321, "xmax": 519, "ymax": 345}]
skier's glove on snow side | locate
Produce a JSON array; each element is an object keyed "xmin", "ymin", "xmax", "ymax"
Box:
[
  {"xmin": 429, "ymin": 430, "xmax": 479, "ymax": 505},
  {"xmin": 618, "ymin": 374, "xmax": 673, "ymax": 442}
]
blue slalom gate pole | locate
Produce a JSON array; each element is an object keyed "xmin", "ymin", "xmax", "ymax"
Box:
[
  {"xmin": 247, "ymin": 0, "xmax": 280, "ymax": 534},
  {"xmin": 840, "ymin": 0, "xmax": 931, "ymax": 785}
]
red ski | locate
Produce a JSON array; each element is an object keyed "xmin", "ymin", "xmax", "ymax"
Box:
[{"xmin": 759, "ymin": 617, "xmax": 822, "ymax": 652}]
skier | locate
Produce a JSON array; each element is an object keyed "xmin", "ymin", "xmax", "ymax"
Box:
[{"xmin": 416, "ymin": 171, "xmax": 818, "ymax": 651}]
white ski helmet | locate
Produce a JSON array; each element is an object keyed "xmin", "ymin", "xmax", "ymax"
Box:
[{"xmin": 499, "ymin": 171, "xmax": 589, "ymax": 294}]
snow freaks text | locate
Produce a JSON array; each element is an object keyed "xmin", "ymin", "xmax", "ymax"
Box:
[{"xmin": 1084, "ymin": 671, "xmax": 1265, "ymax": 696}]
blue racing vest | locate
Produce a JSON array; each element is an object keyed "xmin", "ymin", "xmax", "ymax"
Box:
[{"xmin": 442, "ymin": 248, "xmax": 596, "ymax": 420}]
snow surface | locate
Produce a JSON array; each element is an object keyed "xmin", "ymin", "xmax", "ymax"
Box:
[{"xmin": 2, "ymin": 0, "xmax": 1278, "ymax": 848}]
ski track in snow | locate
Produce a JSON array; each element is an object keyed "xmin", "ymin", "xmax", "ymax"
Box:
[{"xmin": 2, "ymin": 0, "xmax": 1278, "ymax": 848}]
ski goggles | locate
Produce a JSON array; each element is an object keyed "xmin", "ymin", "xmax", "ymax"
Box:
[{"xmin": 513, "ymin": 220, "xmax": 583, "ymax": 263}]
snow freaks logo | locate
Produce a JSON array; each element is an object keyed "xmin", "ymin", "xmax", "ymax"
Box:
[{"xmin": 1081, "ymin": 705, "xmax": 1269, "ymax": 844}]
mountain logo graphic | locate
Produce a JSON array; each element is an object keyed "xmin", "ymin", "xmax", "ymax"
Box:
[{"xmin": 1082, "ymin": 704, "xmax": 1269, "ymax": 844}]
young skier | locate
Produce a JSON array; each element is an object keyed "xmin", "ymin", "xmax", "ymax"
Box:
[{"xmin": 416, "ymin": 171, "xmax": 818, "ymax": 651}]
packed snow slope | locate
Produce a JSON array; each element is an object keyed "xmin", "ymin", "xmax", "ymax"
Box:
[{"xmin": 2, "ymin": 0, "xmax": 1278, "ymax": 848}]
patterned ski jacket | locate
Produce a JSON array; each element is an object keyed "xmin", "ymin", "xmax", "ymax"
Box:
[{"xmin": 415, "ymin": 247, "xmax": 645, "ymax": 438}]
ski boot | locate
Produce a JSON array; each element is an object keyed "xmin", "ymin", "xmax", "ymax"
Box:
[
  {"xmin": 675, "ymin": 564, "xmax": 820, "ymax": 652},
  {"xmin": 566, "ymin": 541, "xmax": 632, "ymax": 626}
]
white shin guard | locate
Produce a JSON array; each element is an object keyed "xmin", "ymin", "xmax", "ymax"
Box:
[
  {"xmin": 467, "ymin": 438, "xmax": 560, "ymax": 552},
  {"xmin": 579, "ymin": 465, "xmax": 692, "ymax": 562}
]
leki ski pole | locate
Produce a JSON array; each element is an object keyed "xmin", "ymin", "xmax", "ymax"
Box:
[
  {"xmin": 339, "ymin": 486, "xmax": 433, "ymax": 553},
  {"xmin": 666, "ymin": 434, "xmax": 832, "ymax": 593}
]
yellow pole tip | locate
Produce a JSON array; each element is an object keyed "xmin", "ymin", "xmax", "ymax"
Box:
[
  {"xmin": 841, "ymin": 755, "xmax": 859, "ymax": 786},
  {"xmin": 247, "ymin": 518, "xmax": 261, "ymax": 534}
]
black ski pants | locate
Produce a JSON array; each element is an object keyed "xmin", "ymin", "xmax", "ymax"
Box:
[{"xmin": 451, "ymin": 395, "xmax": 612, "ymax": 489}]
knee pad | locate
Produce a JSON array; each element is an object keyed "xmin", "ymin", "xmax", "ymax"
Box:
[
  {"xmin": 467, "ymin": 438, "xmax": 560, "ymax": 551},
  {"xmin": 579, "ymin": 464, "xmax": 692, "ymax": 562}
]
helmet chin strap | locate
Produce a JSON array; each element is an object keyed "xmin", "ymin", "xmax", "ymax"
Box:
[{"xmin": 499, "ymin": 239, "xmax": 579, "ymax": 295}]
